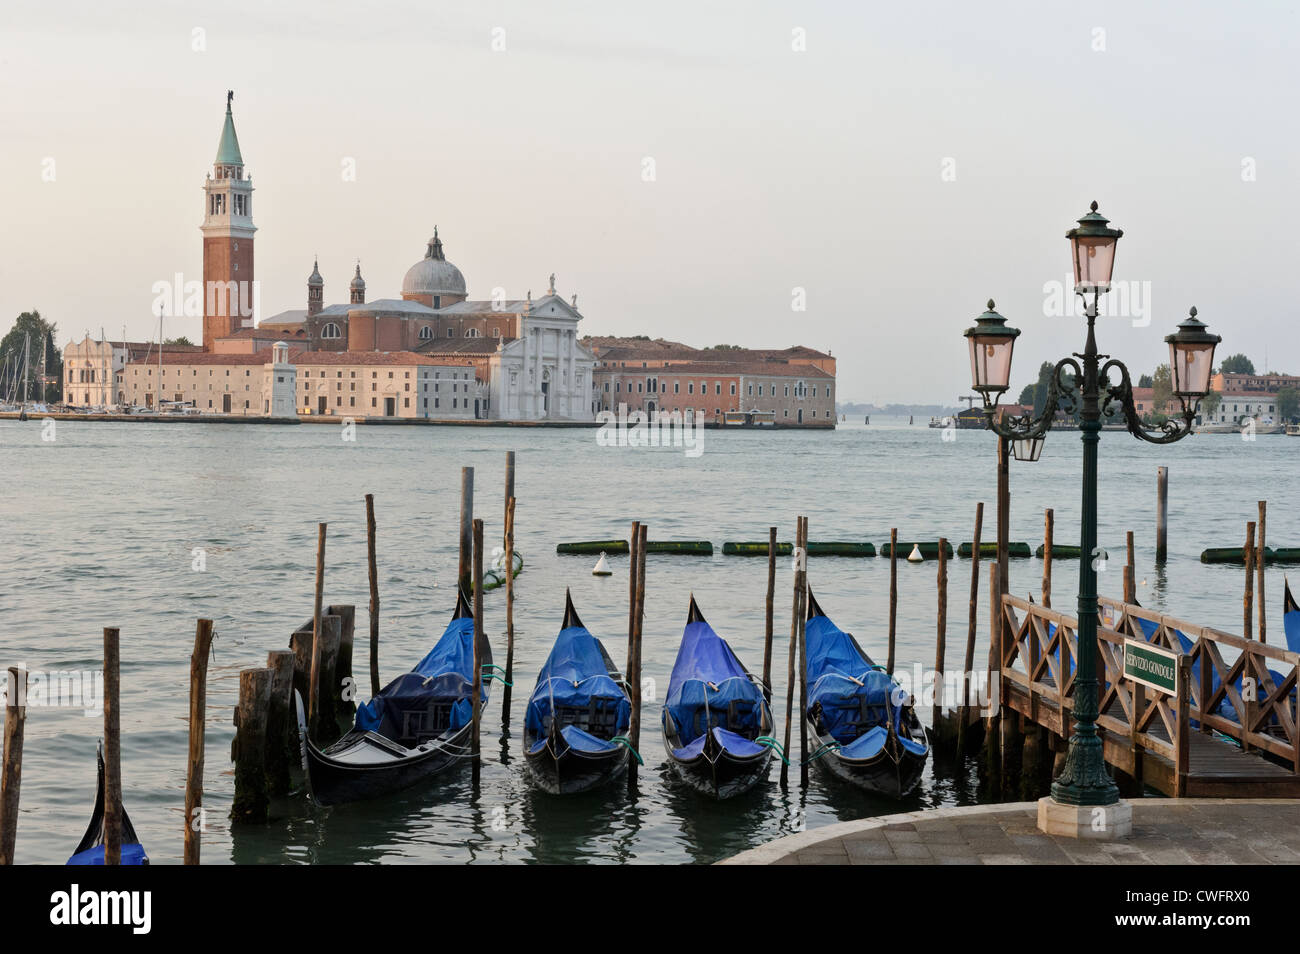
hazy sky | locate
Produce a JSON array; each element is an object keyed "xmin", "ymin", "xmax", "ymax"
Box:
[{"xmin": 3, "ymin": 0, "xmax": 1297, "ymax": 403}]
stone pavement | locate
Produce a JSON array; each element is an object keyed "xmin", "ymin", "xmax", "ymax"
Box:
[{"xmin": 720, "ymin": 799, "xmax": 1300, "ymax": 865}]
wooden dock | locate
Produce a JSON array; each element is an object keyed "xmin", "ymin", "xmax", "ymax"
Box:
[{"xmin": 996, "ymin": 594, "xmax": 1300, "ymax": 798}]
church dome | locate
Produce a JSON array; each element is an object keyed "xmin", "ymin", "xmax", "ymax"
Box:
[{"xmin": 401, "ymin": 228, "xmax": 466, "ymax": 299}]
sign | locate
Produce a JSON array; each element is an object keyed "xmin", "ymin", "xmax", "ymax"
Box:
[{"xmin": 1123, "ymin": 639, "xmax": 1181, "ymax": 696}]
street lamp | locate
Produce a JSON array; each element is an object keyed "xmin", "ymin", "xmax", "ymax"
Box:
[
  {"xmin": 965, "ymin": 201, "xmax": 1220, "ymax": 818},
  {"xmin": 1012, "ymin": 434, "xmax": 1045, "ymax": 462}
]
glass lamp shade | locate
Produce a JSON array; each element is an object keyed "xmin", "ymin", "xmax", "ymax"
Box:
[
  {"xmin": 1012, "ymin": 434, "xmax": 1045, "ymax": 462},
  {"xmin": 1165, "ymin": 307, "xmax": 1221, "ymax": 398},
  {"xmin": 964, "ymin": 300, "xmax": 1020, "ymax": 395},
  {"xmin": 1066, "ymin": 201, "xmax": 1123, "ymax": 292}
]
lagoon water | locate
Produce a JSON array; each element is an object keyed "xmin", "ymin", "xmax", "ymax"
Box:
[{"xmin": 0, "ymin": 416, "xmax": 1293, "ymax": 864}]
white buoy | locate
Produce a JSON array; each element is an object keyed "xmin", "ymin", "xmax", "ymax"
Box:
[
  {"xmin": 593, "ymin": 551, "xmax": 612, "ymax": 576},
  {"xmin": 907, "ymin": 543, "xmax": 924, "ymax": 562}
]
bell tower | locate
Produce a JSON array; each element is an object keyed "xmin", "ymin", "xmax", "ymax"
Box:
[{"xmin": 202, "ymin": 90, "xmax": 256, "ymax": 351}]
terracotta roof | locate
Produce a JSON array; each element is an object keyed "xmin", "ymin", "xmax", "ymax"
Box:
[
  {"xmin": 604, "ymin": 360, "xmax": 833, "ymax": 379},
  {"xmin": 292, "ymin": 350, "xmax": 476, "ymax": 367},
  {"xmin": 123, "ymin": 347, "xmax": 293, "ymax": 366}
]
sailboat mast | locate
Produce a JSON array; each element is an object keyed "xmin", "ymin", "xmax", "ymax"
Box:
[{"xmin": 21, "ymin": 332, "xmax": 29, "ymax": 405}]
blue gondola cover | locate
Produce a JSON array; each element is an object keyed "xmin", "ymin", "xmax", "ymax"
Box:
[
  {"xmin": 664, "ymin": 616, "xmax": 765, "ymax": 752},
  {"xmin": 525, "ymin": 624, "xmax": 630, "ymax": 745},
  {"xmin": 356, "ymin": 613, "xmax": 484, "ymax": 734},
  {"xmin": 805, "ymin": 612, "xmax": 902, "ymax": 742}
]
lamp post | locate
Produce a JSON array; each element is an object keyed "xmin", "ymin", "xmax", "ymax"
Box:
[{"xmin": 964, "ymin": 201, "xmax": 1220, "ymax": 821}]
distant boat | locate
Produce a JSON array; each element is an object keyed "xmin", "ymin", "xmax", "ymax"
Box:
[
  {"xmin": 662, "ymin": 596, "xmax": 774, "ymax": 798},
  {"xmin": 67, "ymin": 744, "xmax": 148, "ymax": 865},
  {"xmin": 1287, "ymin": 424, "xmax": 1300, "ymax": 437},
  {"xmin": 524, "ymin": 591, "xmax": 633, "ymax": 794}
]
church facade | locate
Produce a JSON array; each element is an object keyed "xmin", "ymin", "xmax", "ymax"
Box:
[{"xmin": 199, "ymin": 95, "xmax": 596, "ymax": 422}]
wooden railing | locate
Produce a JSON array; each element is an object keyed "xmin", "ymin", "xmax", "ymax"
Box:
[{"xmin": 998, "ymin": 594, "xmax": 1300, "ymax": 794}]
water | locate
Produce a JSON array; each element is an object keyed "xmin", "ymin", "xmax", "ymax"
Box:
[{"xmin": 0, "ymin": 417, "xmax": 1293, "ymax": 864}]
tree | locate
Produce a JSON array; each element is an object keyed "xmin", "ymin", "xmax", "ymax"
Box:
[
  {"xmin": 1152, "ymin": 363, "xmax": 1172, "ymax": 414},
  {"xmin": 704, "ymin": 344, "xmax": 743, "ymax": 351},
  {"xmin": 164, "ymin": 335, "xmax": 195, "ymax": 347},
  {"xmin": 0, "ymin": 310, "xmax": 61, "ymax": 403},
  {"xmin": 1219, "ymin": 353, "xmax": 1255, "ymax": 374},
  {"xmin": 1278, "ymin": 387, "xmax": 1300, "ymax": 423},
  {"xmin": 1017, "ymin": 382, "xmax": 1036, "ymax": 406},
  {"xmin": 1201, "ymin": 389, "xmax": 1221, "ymax": 419},
  {"xmin": 1137, "ymin": 373, "xmax": 1153, "ymax": 389}
]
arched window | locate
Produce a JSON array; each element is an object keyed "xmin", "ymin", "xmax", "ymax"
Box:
[
  {"xmin": 321, "ymin": 322, "xmax": 341, "ymax": 340},
  {"xmin": 465, "ymin": 327, "xmax": 481, "ymax": 338},
  {"xmin": 492, "ymin": 327, "xmax": 500, "ymax": 338},
  {"xmin": 418, "ymin": 326, "xmax": 432, "ymax": 340}
]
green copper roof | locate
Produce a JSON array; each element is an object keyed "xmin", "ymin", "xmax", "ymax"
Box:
[{"xmin": 215, "ymin": 104, "xmax": 244, "ymax": 166}]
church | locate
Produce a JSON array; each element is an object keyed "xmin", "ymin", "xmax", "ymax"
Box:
[{"xmin": 202, "ymin": 93, "xmax": 597, "ymax": 421}]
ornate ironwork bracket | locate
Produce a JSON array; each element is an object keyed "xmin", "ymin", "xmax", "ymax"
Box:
[
  {"xmin": 1100, "ymin": 359, "xmax": 1197, "ymax": 444},
  {"xmin": 980, "ymin": 357, "xmax": 1082, "ymax": 440}
]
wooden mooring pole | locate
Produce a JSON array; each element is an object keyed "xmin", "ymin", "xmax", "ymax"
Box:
[
  {"xmin": 1042, "ymin": 508, "xmax": 1053, "ymax": 608},
  {"xmin": 471, "ymin": 518, "xmax": 485, "ymax": 782},
  {"xmin": 184, "ymin": 619, "xmax": 214, "ymax": 864},
  {"xmin": 627, "ymin": 519, "xmax": 641, "ymax": 703},
  {"xmin": 1257, "ymin": 500, "xmax": 1267, "ymax": 643},
  {"xmin": 762, "ymin": 526, "xmax": 776, "ymax": 705},
  {"xmin": 504, "ymin": 451, "xmax": 515, "ymax": 546},
  {"xmin": 231, "ymin": 667, "xmax": 272, "ymax": 822},
  {"xmin": 459, "ymin": 468, "xmax": 474, "ymax": 595},
  {"xmin": 502, "ymin": 495, "xmax": 517, "ymax": 722},
  {"xmin": 1125, "ymin": 530, "xmax": 1136, "ymax": 604},
  {"xmin": 365, "ymin": 494, "xmax": 380, "ymax": 698},
  {"xmin": 781, "ymin": 517, "xmax": 801, "ymax": 787},
  {"xmin": 887, "ymin": 527, "xmax": 898, "ymax": 676},
  {"xmin": 265, "ymin": 649, "xmax": 295, "ymax": 796},
  {"xmin": 103, "ymin": 626, "xmax": 122, "ymax": 865},
  {"xmin": 1156, "ymin": 466, "xmax": 1169, "ymax": 563},
  {"xmin": 932, "ymin": 536, "xmax": 949, "ymax": 736},
  {"xmin": 309, "ymin": 522, "xmax": 327, "ymax": 739},
  {"xmin": 628, "ymin": 523, "xmax": 647, "ymax": 789},
  {"xmin": 797, "ymin": 515, "xmax": 810, "ymax": 789},
  {"xmin": 1244, "ymin": 521, "xmax": 1256, "ymax": 640},
  {"xmin": 958, "ymin": 503, "xmax": 983, "ymax": 753},
  {"xmin": 0, "ymin": 667, "xmax": 27, "ymax": 865}
]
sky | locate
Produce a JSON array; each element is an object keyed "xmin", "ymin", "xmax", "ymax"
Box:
[{"xmin": 2, "ymin": 0, "xmax": 1297, "ymax": 403}]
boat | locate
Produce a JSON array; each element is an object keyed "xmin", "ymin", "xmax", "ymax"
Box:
[
  {"xmin": 523, "ymin": 590, "xmax": 634, "ymax": 794},
  {"xmin": 803, "ymin": 589, "xmax": 929, "ymax": 797},
  {"xmin": 300, "ymin": 589, "xmax": 490, "ymax": 805},
  {"xmin": 1287, "ymin": 424, "xmax": 1300, "ymax": 437},
  {"xmin": 67, "ymin": 743, "xmax": 148, "ymax": 865},
  {"xmin": 661, "ymin": 596, "xmax": 774, "ymax": 798}
]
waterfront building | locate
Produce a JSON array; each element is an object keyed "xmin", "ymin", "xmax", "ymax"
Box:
[
  {"xmin": 1210, "ymin": 371, "xmax": 1300, "ymax": 395},
  {"xmin": 588, "ymin": 338, "xmax": 837, "ymax": 426},
  {"xmin": 117, "ymin": 342, "xmax": 297, "ymax": 416},
  {"xmin": 1204, "ymin": 390, "xmax": 1278, "ymax": 426},
  {"xmin": 293, "ymin": 351, "xmax": 483, "ymax": 419},
  {"xmin": 62, "ymin": 334, "xmax": 203, "ymax": 408}
]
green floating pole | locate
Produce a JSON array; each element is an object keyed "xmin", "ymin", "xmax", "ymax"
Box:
[
  {"xmin": 959, "ymin": 541, "xmax": 1030, "ymax": 558},
  {"xmin": 1201, "ymin": 546, "xmax": 1278, "ymax": 564},
  {"xmin": 643, "ymin": 541, "xmax": 713, "ymax": 555},
  {"xmin": 723, "ymin": 541, "xmax": 794, "ymax": 556},
  {"xmin": 557, "ymin": 540, "xmax": 629, "ymax": 555}
]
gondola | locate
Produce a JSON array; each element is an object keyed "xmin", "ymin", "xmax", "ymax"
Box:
[
  {"xmin": 524, "ymin": 590, "xmax": 633, "ymax": 794},
  {"xmin": 301, "ymin": 589, "xmax": 490, "ymax": 806},
  {"xmin": 67, "ymin": 743, "xmax": 148, "ymax": 865},
  {"xmin": 662, "ymin": 595, "xmax": 774, "ymax": 798},
  {"xmin": 804, "ymin": 589, "xmax": 928, "ymax": 797}
]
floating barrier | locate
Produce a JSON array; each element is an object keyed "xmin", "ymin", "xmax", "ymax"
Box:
[
  {"xmin": 556, "ymin": 540, "xmax": 713, "ymax": 555},
  {"xmin": 723, "ymin": 541, "xmax": 793, "ymax": 556},
  {"xmin": 959, "ymin": 542, "xmax": 1031, "ymax": 558},
  {"xmin": 1200, "ymin": 546, "xmax": 1300, "ymax": 564},
  {"xmin": 1035, "ymin": 544, "xmax": 1086, "ymax": 558},
  {"xmin": 879, "ymin": 540, "xmax": 954, "ymax": 560},
  {"xmin": 557, "ymin": 540, "xmax": 629, "ymax": 554},
  {"xmin": 806, "ymin": 541, "xmax": 876, "ymax": 557},
  {"xmin": 644, "ymin": 541, "xmax": 713, "ymax": 555}
]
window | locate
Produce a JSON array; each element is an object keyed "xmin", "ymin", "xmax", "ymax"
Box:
[
  {"xmin": 419, "ymin": 326, "xmax": 432, "ymax": 340},
  {"xmin": 321, "ymin": 322, "xmax": 341, "ymax": 339},
  {"xmin": 404, "ymin": 398, "xmax": 410, "ymax": 408},
  {"xmin": 715, "ymin": 383, "xmax": 721, "ymax": 395},
  {"xmin": 730, "ymin": 383, "xmax": 736, "ymax": 395},
  {"xmin": 688, "ymin": 382, "xmax": 694, "ymax": 394},
  {"xmin": 674, "ymin": 382, "xmax": 680, "ymax": 394},
  {"xmin": 747, "ymin": 384, "xmax": 753, "ymax": 396},
  {"xmin": 447, "ymin": 328, "xmax": 455, "ymax": 337},
  {"xmin": 466, "ymin": 328, "xmax": 480, "ymax": 338}
]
